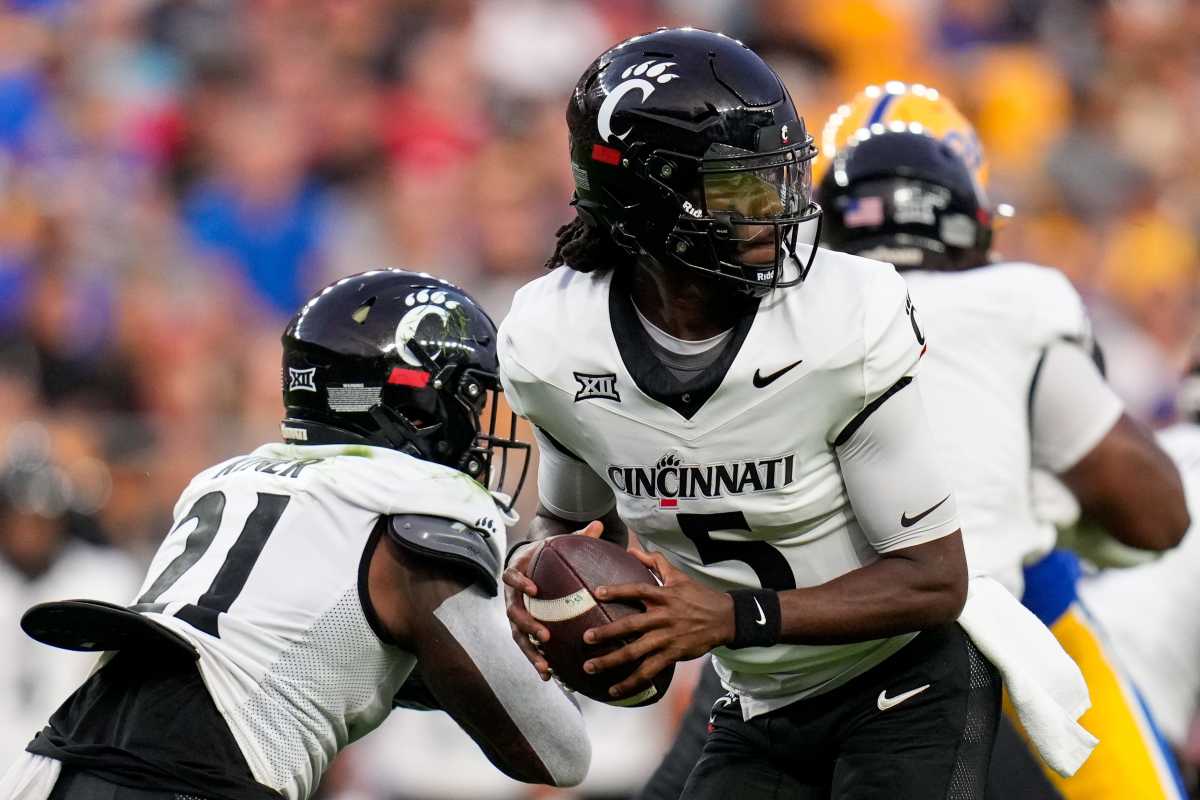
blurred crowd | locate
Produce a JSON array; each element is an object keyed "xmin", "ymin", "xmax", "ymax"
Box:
[{"xmin": 1, "ymin": 0, "xmax": 1198, "ymax": 798}]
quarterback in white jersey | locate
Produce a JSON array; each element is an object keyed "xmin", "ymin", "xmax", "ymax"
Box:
[
  {"xmin": 503, "ymin": 29, "xmax": 1000, "ymax": 800},
  {"xmin": 1, "ymin": 271, "xmax": 590, "ymax": 800},
  {"xmin": 502, "ymin": 247, "xmax": 961, "ymax": 707}
]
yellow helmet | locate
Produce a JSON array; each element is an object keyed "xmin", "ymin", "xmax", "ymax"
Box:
[{"xmin": 817, "ymin": 82, "xmax": 987, "ymax": 191}]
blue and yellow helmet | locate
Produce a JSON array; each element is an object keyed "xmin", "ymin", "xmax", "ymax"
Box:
[
  {"xmin": 815, "ymin": 83, "xmax": 995, "ymax": 271},
  {"xmin": 816, "ymin": 82, "xmax": 987, "ymax": 192}
]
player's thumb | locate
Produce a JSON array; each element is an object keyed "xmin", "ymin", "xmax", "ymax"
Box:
[{"xmin": 575, "ymin": 520, "xmax": 604, "ymax": 538}]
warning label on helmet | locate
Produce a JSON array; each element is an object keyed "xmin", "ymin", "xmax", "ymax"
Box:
[{"xmin": 328, "ymin": 384, "xmax": 382, "ymax": 413}]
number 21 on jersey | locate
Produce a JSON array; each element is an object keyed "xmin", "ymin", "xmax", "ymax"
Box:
[{"xmin": 132, "ymin": 491, "xmax": 290, "ymax": 637}]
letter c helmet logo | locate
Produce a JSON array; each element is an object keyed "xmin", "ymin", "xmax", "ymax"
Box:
[{"xmin": 597, "ymin": 60, "xmax": 680, "ymax": 143}]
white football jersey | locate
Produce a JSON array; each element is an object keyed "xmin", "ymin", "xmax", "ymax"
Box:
[
  {"xmin": 902, "ymin": 261, "xmax": 1122, "ymax": 594},
  {"xmin": 127, "ymin": 442, "xmax": 508, "ymax": 800},
  {"xmin": 1079, "ymin": 423, "xmax": 1200, "ymax": 746},
  {"xmin": 499, "ymin": 248, "xmax": 949, "ymax": 711}
]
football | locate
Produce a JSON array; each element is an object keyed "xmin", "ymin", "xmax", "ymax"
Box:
[{"xmin": 524, "ymin": 535, "xmax": 674, "ymax": 707}]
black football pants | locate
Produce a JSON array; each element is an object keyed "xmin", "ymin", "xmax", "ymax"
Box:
[
  {"xmin": 647, "ymin": 624, "xmax": 1002, "ymax": 800},
  {"xmin": 640, "ymin": 646, "xmax": 1061, "ymax": 800},
  {"xmin": 48, "ymin": 769, "xmax": 215, "ymax": 800}
]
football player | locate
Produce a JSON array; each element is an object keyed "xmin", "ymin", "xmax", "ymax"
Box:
[
  {"xmin": 500, "ymin": 29, "xmax": 1002, "ymax": 799},
  {"xmin": 814, "ymin": 84, "xmax": 1189, "ymax": 800},
  {"xmin": 0, "ymin": 271, "xmax": 591, "ymax": 800}
]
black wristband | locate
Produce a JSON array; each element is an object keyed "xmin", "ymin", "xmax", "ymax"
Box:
[{"xmin": 727, "ymin": 589, "xmax": 781, "ymax": 649}]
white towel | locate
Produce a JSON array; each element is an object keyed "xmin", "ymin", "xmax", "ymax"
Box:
[
  {"xmin": 0, "ymin": 753, "xmax": 61, "ymax": 800},
  {"xmin": 958, "ymin": 575, "xmax": 1098, "ymax": 777}
]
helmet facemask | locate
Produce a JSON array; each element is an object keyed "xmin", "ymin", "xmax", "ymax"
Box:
[
  {"xmin": 470, "ymin": 377, "xmax": 530, "ymax": 516},
  {"xmin": 381, "ymin": 340, "xmax": 530, "ymax": 514},
  {"xmin": 638, "ymin": 137, "xmax": 823, "ymax": 297}
]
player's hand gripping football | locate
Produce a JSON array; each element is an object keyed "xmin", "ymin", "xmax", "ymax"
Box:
[
  {"xmin": 583, "ymin": 550, "xmax": 734, "ymax": 699},
  {"xmin": 503, "ymin": 521, "xmax": 605, "ymax": 680}
]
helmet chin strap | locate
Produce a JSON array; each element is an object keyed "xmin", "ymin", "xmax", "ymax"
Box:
[{"xmin": 368, "ymin": 405, "xmax": 443, "ymax": 461}]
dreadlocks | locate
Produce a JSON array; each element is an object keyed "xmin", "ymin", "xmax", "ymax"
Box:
[{"xmin": 544, "ymin": 215, "xmax": 639, "ymax": 273}]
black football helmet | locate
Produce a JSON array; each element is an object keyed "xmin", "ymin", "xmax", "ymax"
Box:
[
  {"xmin": 281, "ymin": 270, "xmax": 528, "ymax": 509},
  {"xmin": 816, "ymin": 130, "xmax": 992, "ymax": 270},
  {"xmin": 567, "ymin": 27, "xmax": 822, "ymax": 296}
]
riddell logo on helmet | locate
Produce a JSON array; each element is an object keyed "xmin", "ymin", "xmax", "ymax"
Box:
[
  {"xmin": 597, "ymin": 60, "xmax": 681, "ymax": 143},
  {"xmin": 681, "ymin": 201, "xmax": 703, "ymax": 219}
]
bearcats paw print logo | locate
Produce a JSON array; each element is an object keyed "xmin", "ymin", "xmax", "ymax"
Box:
[
  {"xmin": 597, "ymin": 60, "xmax": 682, "ymax": 143},
  {"xmin": 656, "ymin": 451, "xmax": 683, "ymax": 469},
  {"xmin": 620, "ymin": 60, "xmax": 680, "ymax": 84},
  {"xmin": 402, "ymin": 289, "xmax": 460, "ymax": 310},
  {"xmin": 395, "ymin": 290, "xmax": 463, "ymax": 368}
]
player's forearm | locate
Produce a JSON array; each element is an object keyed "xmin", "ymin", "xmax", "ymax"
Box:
[
  {"xmin": 593, "ymin": 506, "xmax": 628, "ymax": 547},
  {"xmin": 525, "ymin": 507, "xmax": 578, "ymax": 541},
  {"xmin": 469, "ymin": 682, "xmax": 590, "ymax": 787},
  {"xmin": 526, "ymin": 505, "xmax": 628, "ymax": 548},
  {"xmin": 1031, "ymin": 345, "xmax": 1187, "ymax": 551},
  {"xmin": 1061, "ymin": 414, "xmax": 1189, "ymax": 551},
  {"xmin": 423, "ymin": 583, "xmax": 591, "ymax": 787},
  {"xmin": 774, "ymin": 532, "xmax": 967, "ymax": 645}
]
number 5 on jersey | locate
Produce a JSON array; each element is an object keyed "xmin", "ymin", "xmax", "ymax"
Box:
[
  {"xmin": 677, "ymin": 511, "xmax": 797, "ymax": 590},
  {"xmin": 132, "ymin": 491, "xmax": 290, "ymax": 637}
]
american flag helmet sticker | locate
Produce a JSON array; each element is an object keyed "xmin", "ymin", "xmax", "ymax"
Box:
[{"xmin": 844, "ymin": 196, "xmax": 884, "ymax": 228}]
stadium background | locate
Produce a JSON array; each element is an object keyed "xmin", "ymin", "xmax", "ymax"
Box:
[{"xmin": 0, "ymin": 0, "xmax": 1197, "ymax": 797}]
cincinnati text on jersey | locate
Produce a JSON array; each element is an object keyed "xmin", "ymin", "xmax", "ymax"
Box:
[{"xmin": 607, "ymin": 451, "xmax": 797, "ymax": 507}]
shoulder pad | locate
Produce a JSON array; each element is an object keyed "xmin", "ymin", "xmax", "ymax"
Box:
[
  {"xmin": 386, "ymin": 514, "xmax": 500, "ymax": 596},
  {"xmin": 498, "ymin": 270, "xmax": 612, "ymax": 385}
]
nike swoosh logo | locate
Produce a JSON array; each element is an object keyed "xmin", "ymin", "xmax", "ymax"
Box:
[
  {"xmin": 877, "ymin": 683, "xmax": 930, "ymax": 711},
  {"xmin": 752, "ymin": 359, "xmax": 803, "ymax": 388},
  {"xmin": 752, "ymin": 597, "xmax": 766, "ymax": 625},
  {"xmin": 900, "ymin": 495, "xmax": 951, "ymax": 528}
]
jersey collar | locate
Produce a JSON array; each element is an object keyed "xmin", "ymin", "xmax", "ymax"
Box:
[{"xmin": 608, "ymin": 268, "xmax": 760, "ymax": 420}]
